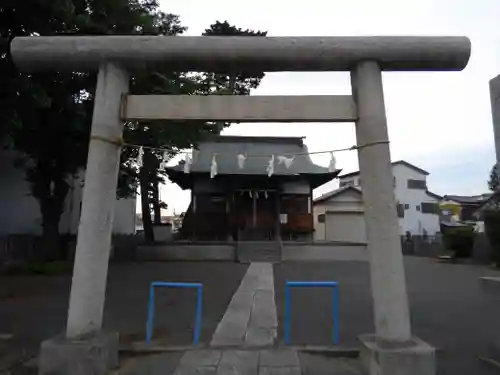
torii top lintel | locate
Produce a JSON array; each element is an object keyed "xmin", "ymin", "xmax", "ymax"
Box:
[{"xmin": 10, "ymin": 35, "xmax": 471, "ymax": 72}]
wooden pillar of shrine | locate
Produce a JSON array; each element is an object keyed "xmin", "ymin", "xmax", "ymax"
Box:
[
  {"xmin": 252, "ymin": 190, "xmax": 257, "ymax": 227},
  {"xmin": 275, "ymin": 189, "xmax": 282, "ymax": 241},
  {"xmin": 225, "ymin": 188, "xmax": 232, "ymax": 241},
  {"xmin": 191, "ymin": 190, "xmax": 197, "ymax": 240}
]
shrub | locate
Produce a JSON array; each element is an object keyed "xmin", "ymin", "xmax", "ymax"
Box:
[
  {"xmin": 2, "ymin": 261, "xmax": 73, "ymax": 276},
  {"xmin": 27, "ymin": 261, "xmax": 73, "ymax": 275},
  {"xmin": 484, "ymin": 210, "xmax": 500, "ymax": 267},
  {"xmin": 442, "ymin": 226, "xmax": 475, "ymax": 258}
]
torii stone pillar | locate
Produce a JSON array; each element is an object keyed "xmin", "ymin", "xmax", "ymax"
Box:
[
  {"xmin": 66, "ymin": 63, "xmax": 129, "ymax": 338},
  {"xmin": 490, "ymin": 74, "xmax": 500, "ymax": 174},
  {"xmin": 351, "ymin": 61, "xmax": 412, "ymax": 342},
  {"xmin": 10, "ymin": 35, "xmax": 471, "ymax": 375}
]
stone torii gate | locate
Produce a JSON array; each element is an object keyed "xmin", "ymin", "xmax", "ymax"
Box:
[{"xmin": 11, "ymin": 35, "xmax": 470, "ymax": 375}]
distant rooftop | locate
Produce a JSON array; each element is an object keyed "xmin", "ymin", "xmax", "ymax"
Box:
[
  {"xmin": 443, "ymin": 194, "xmax": 492, "ymax": 205},
  {"xmin": 314, "ymin": 185, "xmax": 441, "ymax": 204},
  {"xmin": 339, "ymin": 160, "xmax": 429, "ymax": 178},
  {"xmin": 313, "ymin": 186, "xmax": 362, "ymax": 204}
]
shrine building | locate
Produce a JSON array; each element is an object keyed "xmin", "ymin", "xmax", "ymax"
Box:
[{"xmin": 165, "ymin": 135, "xmax": 340, "ymax": 241}]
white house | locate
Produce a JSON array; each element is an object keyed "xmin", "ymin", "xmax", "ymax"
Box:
[
  {"xmin": 313, "ymin": 160, "xmax": 441, "ymax": 242},
  {"xmin": 0, "ymin": 150, "xmax": 136, "ymax": 236}
]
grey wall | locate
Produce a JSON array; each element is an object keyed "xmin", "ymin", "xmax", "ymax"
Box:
[
  {"xmin": 136, "ymin": 244, "xmax": 236, "ymax": 261},
  {"xmin": 0, "ymin": 150, "xmax": 136, "ymax": 236},
  {"xmin": 400, "ymin": 235, "xmax": 442, "ymax": 258},
  {"xmin": 281, "ymin": 243, "xmax": 367, "ymax": 261},
  {"xmin": 135, "ymin": 242, "xmax": 368, "ymax": 262},
  {"xmin": 0, "ymin": 151, "xmax": 42, "ymax": 235}
]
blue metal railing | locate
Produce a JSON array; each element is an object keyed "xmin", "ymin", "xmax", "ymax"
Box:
[
  {"xmin": 284, "ymin": 281, "xmax": 339, "ymax": 345},
  {"xmin": 145, "ymin": 281, "xmax": 203, "ymax": 345}
]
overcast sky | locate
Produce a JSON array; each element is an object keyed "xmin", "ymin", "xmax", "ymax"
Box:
[{"xmin": 148, "ymin": 0, "xmax": 500, "ymax": 215}]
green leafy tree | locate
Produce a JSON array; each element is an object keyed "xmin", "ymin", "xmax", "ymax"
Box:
[
  {"xmin": 125, "ymin": 20, "xmax": 267, "ymax": 242},
  {"xmin": 1, "ymin": 0, "xmax": 185, "ymax": 257},
  {"xmin": 488, "ymin": 163, "xmax": 499, "ymax": 192}
]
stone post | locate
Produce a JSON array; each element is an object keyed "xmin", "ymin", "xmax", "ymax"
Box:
[
  {"xmin": 489, "ymin": 74, "xmax": 500, "ymax": 178},
  {"xmin": 351, "ymin": 60, "xmax": 411, "ymax": 342},
  {"xmin": 66, "ymin": 62, "xmax": 129, "ymax": 338},
  {"xmin": 351, "ymin": 61, "xmax": 436, "ymax": 375},
  {"xmin": 38, "ymin": 63, "xmax": 129, "ymax": 375}
]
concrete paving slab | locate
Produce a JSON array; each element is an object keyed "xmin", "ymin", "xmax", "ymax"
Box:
[
  {"xmin": 173, "ymin": 351, "xmax": 222, "ymax": 375},
  {"xmin": 211, "ymin": 263, "xmax": 277, "ymax": 347},
  {"xmin": 216, "ymin": 350, "xmax": 259, "ymax": 375},
  {"xmin": 117, "ymin": 352, "xmax": 183, "ymax": 375},
  {"xmin": 244, "ymin": 327, "xmax": 276, "ymax": 346},
  {"xmin": 179, "ymin": 350, "xmax": 222, "ymax": 367},
  {"xmin": 259, "ymin": 349, "xmax": 300, "ymax": 367},
  {"xmin": 258, "ymin": 367, "xmax": 301, "ymax": 375},
  {"xmin": 174, "ymin": 366, "xmax": 217, "ymax": 375},
  {"xmin": 298, "ymin": 353, "xmax": 362, "ymax": 375}
]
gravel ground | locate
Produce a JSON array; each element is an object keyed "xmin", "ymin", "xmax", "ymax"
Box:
[
  {"xmin": 0, "ymin": 262, "xmax": 248, "ymax": 372},
  {"xmin": 273, "ymin": 257, "xmax": 500, "ymax": 375},
  {"xmin": 3, "ymin": 257, "xmax": 500, "ymax": 374}
]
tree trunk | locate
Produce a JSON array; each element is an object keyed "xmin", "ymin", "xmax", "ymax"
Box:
[
  {"xmin": 41, "ymin": 209, "xmax": 61, "ymax": 261},
  {"xmin": 139, "ymin": 149, "xmax": 155, "ymax": 243},
  {"xmin": 35, "ymin": 177, "xmax": 69, "ymax": 261},
  {"xmin": 152, "ymin": 182, "xmax": 162, "ymax": 225}
]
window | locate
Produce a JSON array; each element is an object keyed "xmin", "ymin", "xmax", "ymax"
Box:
[
  {"xmin": 407, "ymin": 179, "xmax": 427, "ymax": 190},
  {"xmin": 416, "ymin": 205, "xmax": 421, "ymax": 211},
  {"xmin": 318, "ymin": 214, "xmax": 325, "ymax": 223},
  {"xmin": 404, "ymin": 204, "xmax": 410, "ymax": 209},
  {"xmin": 393, "ymin": 176, "xmax": 396, "ymax": 187},
  {"xmin": 397, "ymin": 203, "xmax": 405, "ymax": 218},
  {"xmin": 421, "ymin": 202, "xmax": 439, "ymax": 214}
]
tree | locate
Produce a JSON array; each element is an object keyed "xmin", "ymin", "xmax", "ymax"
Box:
[
  {"xmin": 1, "ymin": 0, "xmax": 186, "ymax": 258},
  {"xmin": 126, "ymin": 20, "xmax": 267, "ymax": 242},
  {"xmin": 202, "ymin": 21, "xmax": 267, "ymax": 95},
  {"xmin": 488, "ymin": 163, "xmax": 499, "ymax": 192}
]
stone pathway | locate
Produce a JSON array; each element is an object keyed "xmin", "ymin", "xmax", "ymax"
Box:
[
  {"xmin": 210, "ymin": 262, "xmax": 277, "ymax": 347},
  {"xmin": 117, "ymin": 262, "xmax": 361, "ymax": 374},
  {"xmin": 119, "ymin": 349, "xmax": 362, "ymax": 374},
  {"xmin": 173, "ymin": 349, "xmax": 300, "ymax": 374}
]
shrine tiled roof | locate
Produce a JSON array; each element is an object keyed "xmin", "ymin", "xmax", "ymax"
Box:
[{"xmin": 167, "ymin": 135, "xmax": 338, "ymax": 176}]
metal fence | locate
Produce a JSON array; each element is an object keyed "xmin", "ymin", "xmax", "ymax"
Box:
[{"xmin": 0, "ymin": 233, "xmax": 140, "ymax": 265}]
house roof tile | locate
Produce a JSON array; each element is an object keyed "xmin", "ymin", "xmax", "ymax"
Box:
[
  {"xmin": 313, "ymin": 186, "xmax": 362, "ymax": 204},
  {"xmin": 443, "ymin": 194, "xmax": 492, "ymax": 205},
  {"xmin": 339, "ymin": 160, "xmax": 429, "ymax": 178}
]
